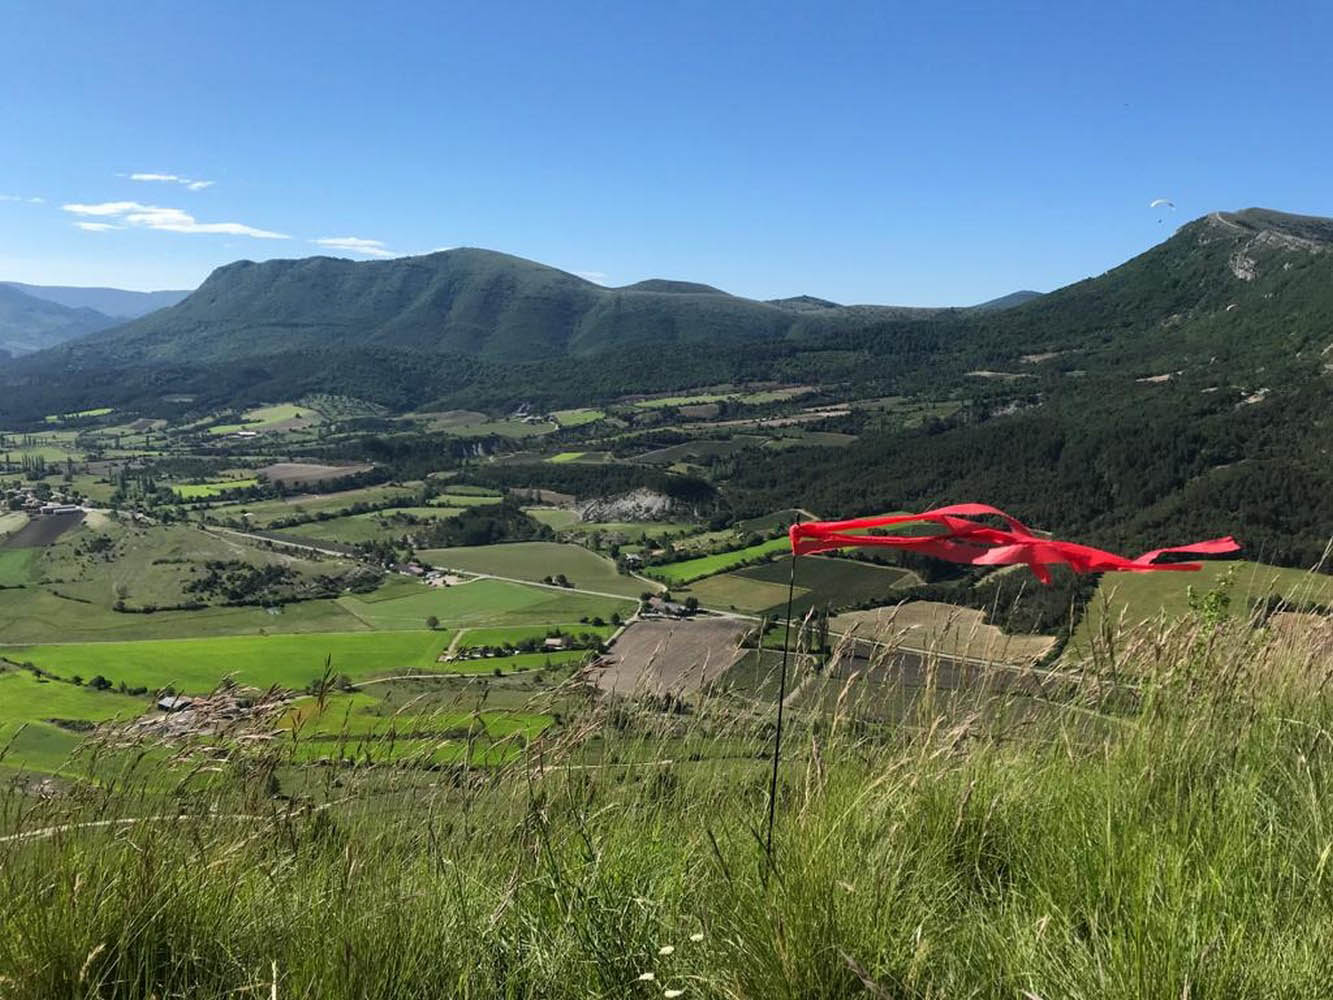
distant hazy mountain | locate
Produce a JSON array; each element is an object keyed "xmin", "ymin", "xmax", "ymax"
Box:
[
  {"xmin": 0, "ymin": 284, "xmax": 119, "ymax": 357},
  {"xmin": 55, "ymin": 248, "xmax": 946, "ymax": 365},
  {"xmin": 2, "ymin": 282, "xmax": 192, "ymax": 319}
]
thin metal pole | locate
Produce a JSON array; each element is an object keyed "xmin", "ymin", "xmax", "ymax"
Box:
[{"xmin": 765, "ymin": 533, "xmax": 801, "ymax": 866}]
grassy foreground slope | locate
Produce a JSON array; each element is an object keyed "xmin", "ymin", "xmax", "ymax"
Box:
[{"xmin": 3, "ymin": 615, "xmax": 1333, "ymax": 996}]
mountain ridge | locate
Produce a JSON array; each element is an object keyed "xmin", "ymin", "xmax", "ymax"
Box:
[
  {"xmin": 48, "ymin": 246, "xmax": 981, "ymax": 366},
  {"xmin": 7, "ymin": 206, "xmax": 1331, "ymax": 422}
]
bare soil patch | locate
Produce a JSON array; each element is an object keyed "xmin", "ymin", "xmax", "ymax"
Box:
[
  {"xmin": 259, "ymin": 462, "xmax": 373, "ymax": 487},
  {"xmin": 588, "ymin": 618, "xmax": 748, "ymax": 696},
  {"xmin": 678, "ymin": 403, "xmax": 721, "ymax": 419},
  {"xmin": 1, "ymin": 511, "xmax": 84, "ymax": 549}
]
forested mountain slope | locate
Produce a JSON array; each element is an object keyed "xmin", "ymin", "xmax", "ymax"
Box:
[
  {"xmin": 724, "ymin": 209, "xmax": 1333, "ymax": 565},
  {"xmin": 41, "ymin": 248, "xmax": 941, "ymax": 366}
]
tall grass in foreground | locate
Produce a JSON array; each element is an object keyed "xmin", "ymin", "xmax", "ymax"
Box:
[{"xmin": 2, "ymin": 610, "xmax": 1333, "ymax": 998}]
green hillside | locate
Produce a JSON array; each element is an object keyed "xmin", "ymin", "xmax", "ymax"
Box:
[{"xmin": 49, "ymin": 247, "xmax": 927, "ymax": 367}]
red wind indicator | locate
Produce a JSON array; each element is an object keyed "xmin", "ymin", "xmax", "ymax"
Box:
[{"xmin": 787, "ymin": 503, "xmax": 1240, "ymax": 585}]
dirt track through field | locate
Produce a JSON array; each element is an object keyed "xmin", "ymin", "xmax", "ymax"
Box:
[{"xmin": 588, "ymin": 618, "xmax": 747, "ymax": 696}]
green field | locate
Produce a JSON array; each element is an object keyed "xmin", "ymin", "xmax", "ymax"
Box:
[
  {"xmin": 632, "ymin": 392, "xmax": 734, "ymax": 409},
  {"xmin": 0, "ymin": 548, "xmax": 38, "ymax": 587},
  {"xmin": 569, "ymin": 520, "xmax": 700, "ymax": 541},
  {"xmin": 171, "ymin": 478, "xmax": 260, "ymax": 498},
  {"xmin": 0, "ymin": 719, "xmax": 86, "ymax": 778},
  {"xmin": 3, "ymin": 630, "xmax": 454, "ymax": 695},
  {"xmin": 0, "ymin": 668, "xmax": 151, "ymax": 776},
  {"xmin": 551, "ymin": 408, "xmax": 605, "ymax": 427},
  {"xmin": 428, "ymin": 493, "xmax": 504, "ymax": 507},
  {"xmin": 1, "ymin": 442, "xmax": 79, "ymax": 462},
  {"xmin": 525, "ymin": 508, "xmax": 581, "ymax": 530},
  {"xmin": 0, "ymin": 521, "xmax": 377, "ymax": 643},
  {"xmin": 443, "ymin": 417, "xmax": 556, "ymax": 438},
  {"xmin": 764, "ymin": 431, "xmax": 859, "ymax": 449},
  {"xmin": 287, "ymin": 507, "xmax": 463, "ymax": 544},
  {"xmin": 547, "ymin": 451, "xmax": 586, "ymax": 463},
  {"xmin": 207, "ymin": 484, "xmax": 421, "ymax": 525},
  {"xmin": 631, "ymin": 387, "xmax": 808, "ymax": 409},
  {"xmin": 683, "ymin": 573, "xmax": 811, "ymax": 615},
  {"xmin": 727, "ymin": 556, "xmax": 917, "ymax": 617},
  {"xmin": 636, "ymin": 438, "xmax": 762, "ymax": 464},
  {"xmin": 44, "ymin": 406, "xmax": 113, "ymax": 423},
  {"xmin": 283, "ymin": 693, "xmax": 553, "ymax": 742},
  {"xmin": 738, "ymin": 386, "xmax": 813, "ymax": 404},
  {"xmin": 643, "ymin": 536, "xmax": 791, "ymax": 585},
  {"xmin": 208, "ymin": 403, "xmax": 314, "ymax": 435},
  {"xmin": 418, "ymin": 542, "xmax": 650, "ymax": 598},
  {"xmin": 0, "ymin": 588, "xmax": 368, "ymax": 645},
  {"xmin": 440, "ymin": 649, "xmax": 592, "ymax": 674},
  {"xmin": 455, "ymin": 624, "xmax": 616, "ymax": 649},
  {"xmin": 734, "ymin": 509, "xmax": 810, "ymax": 533},
  {"xmin": 338, "ymin": 578, "xmax": 633, "ymax": 629},
  {"xmin": 0, "ymin": 668, "xmax": 150, "ymax": 726}
]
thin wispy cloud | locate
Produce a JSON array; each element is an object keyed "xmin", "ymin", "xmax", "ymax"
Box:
[
  {"xmin": 0, "ymin": 194, "xmax": 44, "ymax": 204},
  {"xmin": 574, "ymin": 270, "xmax": 609, "ymax": 284},
  {"xmin": 74, "ymin": 221, "xmax": 121, "ymax": 232},
  {"xmin": 311, "ymin": 236, "xmax": 400, "ymax": 259},
  {"xmin": 63, "ymin": 201, "xmax": 288, "ymax": 239},
  {"xmin": 127, "ymin": 172, "xmax": 215, "ymax": 191}
]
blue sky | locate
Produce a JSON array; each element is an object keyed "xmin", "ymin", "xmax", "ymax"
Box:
[{"xmin": 2, "ymin": 1, "xmax": 1330, "ymax": 304}]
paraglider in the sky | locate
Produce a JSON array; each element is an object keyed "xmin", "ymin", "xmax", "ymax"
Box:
[{"xmin": 1150, "ymin": 197, "xmax": 1176, "ymax": 223}]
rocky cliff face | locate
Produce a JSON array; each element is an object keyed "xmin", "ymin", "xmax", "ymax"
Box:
[{"xmin": 577, "ymin": 488, "xmax": 679, "ymax": 522}]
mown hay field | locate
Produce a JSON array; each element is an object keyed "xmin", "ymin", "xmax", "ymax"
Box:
[
  {"xmin": 418, "ymin": 542, "xmax": 647, "ymax": 598},
  {"xmin": 832, "ymin": 602, "xmax": 1057, "ymax": 663},
  {"xmin": 550, "ymin": 408, "xmax": 605, "ymax": 427},
  {"xmin": 337, "ymin": 578, "xmax": 634, "ymax": 630}
]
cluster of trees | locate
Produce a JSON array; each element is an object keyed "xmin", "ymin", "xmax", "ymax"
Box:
[
  {"xmin": 182, "ymin": 559, "xmax": 381, "ymax": 606},
  {"xmin": 458, "ymin": 629, "xmax": 607, "ymax": 659},
  {"xmin": 414, "ymin": 498, "xmax": 552, "ymax": 548}
]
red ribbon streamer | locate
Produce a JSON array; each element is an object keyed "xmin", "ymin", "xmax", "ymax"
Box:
[{"xmin": 788, "ymin": 503, "xmax": 1240, "ymax": 584}]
